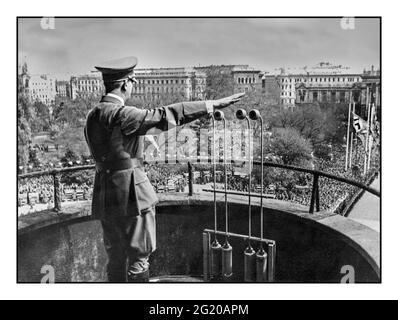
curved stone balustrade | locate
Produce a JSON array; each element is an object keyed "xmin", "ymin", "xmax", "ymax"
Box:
[{"xmin": 18, "ymin": 193, "xmax": 380, "ymax": 283}]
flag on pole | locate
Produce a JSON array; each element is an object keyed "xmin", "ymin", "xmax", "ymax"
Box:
[
  {"xmin": 352, "ymin": 112, "xmax": 368, "ymax": 145},
  {"xmin": 352, "ymin": 112, "xmax": 368, "ymax": 133}
]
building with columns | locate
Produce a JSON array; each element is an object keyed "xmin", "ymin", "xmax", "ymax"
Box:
[
  {"xmin": 294, "ymin": 74, "xmax": 361, "ymax": 105},
  {"xmin": 264, "ymin": 63, "xmax": 380, "ymax": 108},
  {"xmin": 362, "ymin": 66, "xmax": 381, "ymax": 108}
]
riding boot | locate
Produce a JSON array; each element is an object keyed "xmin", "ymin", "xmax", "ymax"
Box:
[{"xmin": 127, "ymin": 269, "xmax": 150, "ymax": 283}]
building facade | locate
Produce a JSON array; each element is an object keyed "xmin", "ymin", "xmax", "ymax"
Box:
[
  {"xmin": 294, "ymin": 74, "xmax": 361, "ymax": 105},
  {"xmin": 29, "ymin": 74, "xmax": 57, "ymax": 105},
  {"xmin": 70, "ymin": 73, "xmax": 103, "ymax": 100},
  {"xmin": 231, "ymin": 65, "xmax": 263, "ymax": 94},
  {"xmin": 361, "ymin": 66, "xmax": 381, "ymax": 108},
  {"xmin": 262, "ymin": 74, "xmax": 281, "ymax": 105},
  {"xmin": 131, "ymin": 67, "xmax": 206, "ymax": 101},
  {"xmin": 56, "ymin": 80, "xmax": 71, "ymax": 99},
  {"xmin": 266, "ymin": 63, "xmax": 380, "ymax": 108}
]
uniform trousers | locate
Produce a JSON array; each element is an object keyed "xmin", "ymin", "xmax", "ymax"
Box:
[{"xmin": 101, "ymin": 206, "xmax": 156, "ymax": 282}]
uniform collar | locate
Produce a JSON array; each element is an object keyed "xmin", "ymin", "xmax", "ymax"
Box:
[{"xmin": 100, "ymin": 93, "xmax": 125, "ymax": 105}]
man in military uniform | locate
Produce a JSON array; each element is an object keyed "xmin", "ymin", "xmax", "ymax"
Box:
[{"xmin": 84, "ymin": 56, "xmax": 244, "ymax": 282}]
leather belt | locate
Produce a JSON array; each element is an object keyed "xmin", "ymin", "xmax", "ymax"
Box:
[{"xmin": 95, "ymin": 158, "xmax": 143, "ymax": 172}]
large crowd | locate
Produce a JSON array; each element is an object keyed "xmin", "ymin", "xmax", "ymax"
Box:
[
  {"xmin": 145, "ymin": 164, "xmax": 188, "ymax": 193},
  {"xmin": 18, "ymin": 146, "xmax": 379, "ymax": 214},
  {"xmin": 244, "ymin": 149, "xmax": 379, "ymax": 212},
  {"xmin": 18, "ymin": 175, "xmax": 93, "ymax": 208}
]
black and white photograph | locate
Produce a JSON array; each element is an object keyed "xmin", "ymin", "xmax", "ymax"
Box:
[
  {"xmin": 6, "ymin": 0, "xmax": 398, "ymax": 301},
  {"xmin": 16, "ymin": 16, "xmax": 381, "ymax": 286}
]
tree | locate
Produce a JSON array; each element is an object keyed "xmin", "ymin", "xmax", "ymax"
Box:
[
  {"xmin": 17, "ymin": 93, "xmax": 33, "ymax": 172},
  {"xmin": 202, "ymin": 65, "xmax": 235, "ymax": 100},
  {"xmin": 266, "ymin": 102, "xmax": 351, "ymax": 156},
  {"xmin": 61, "ymin": 148, "xmax": 80, "ymax": 167},
  {"xmin": 269, "ymin": 127, "xmax": 313, "ymax": 166},
  {"xmin": 267, "ymin": 104, "xmax": 324, "ymax": 144},
  {"xmin": 55, "ymin": 126, "xmax": 90, "ymax": 159},
  {"xmin": 229, "ymin": 90, "xmax": 277, "ymax": 137},
  {"xmin": 54, "ymin": 93, "xmax": 100, "ymax": 128},
  {"xmin": 31, "ymin": 101, "xmax": 51, "ymax": 132},
  {"xmin": 52, "ymin": 100, "xmax": 64, "ymax": 121},
  {"xmin": 313, "ymin": 143, "xmax": 332, "ymax": 161},
  {"xmin": 28, "ymin": 146, "xmax": 42, "ymax": 169},
  {"xmin": 320, "ymin": 102, "xmax": 350, "ymax": 145}
]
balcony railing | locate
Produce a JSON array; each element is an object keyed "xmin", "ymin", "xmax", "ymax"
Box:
[{"xmin": 18, "ymin": 159, "xmax": 380, "ymax": 215}]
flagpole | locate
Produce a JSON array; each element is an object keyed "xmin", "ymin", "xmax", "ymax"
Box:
[
  {"xmin": 365, "ymin": 87, "xmax": 370, "ymax": 151},
  {"xmin": 345, "ymin": 101, "xmax": 352, "ymax": 172},
  {"xmin": 363, "ymin": 86, "xmax": 370, "ymax": 175},
  {"xmin": 366, "ymin": 90, "xmax": 372, "ymax": 169},
  {"xmin": 349, "ymin": 131, "xmax": 354, "ymax": 169},
  {"xmin": 367, "ymin": 103, "xmax": 374, "ymax": 171},
  {"xmin": 354, "ymin": 134, "xmax": 358, "ymax": 168}
]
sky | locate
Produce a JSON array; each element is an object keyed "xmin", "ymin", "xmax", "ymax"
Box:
[{"xmin": 18, "ymin": 17, "xmax": 380, "ymax": 78}]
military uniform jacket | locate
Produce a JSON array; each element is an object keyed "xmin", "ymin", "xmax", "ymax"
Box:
[{"xmin": 85, "ymin": 95, "xmax": 210, "ymax": 219}]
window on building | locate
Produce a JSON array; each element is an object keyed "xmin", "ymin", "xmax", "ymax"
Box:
[
  {"xmin": 331, "ymin": 91, "xmax": 336, "ymax": 102},
  {"xmin": 353, "ymin": 91, "xmax": 360, "ymax": 103},
  {"xmin": 300, "ymin": 90, "xmax": 306, "ymax": 102},
  {"xmin": 340, "ymin": 91, "xmax": 346, "ymax": 102},
  {"xmin": 321, "ymin": 91, "xmax": 327, "ymax": 102}
]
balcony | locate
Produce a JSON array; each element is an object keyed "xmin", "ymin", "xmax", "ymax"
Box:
[{"xmin": 17, "ymin": 161, "xmax": 380, "ymax": 283}]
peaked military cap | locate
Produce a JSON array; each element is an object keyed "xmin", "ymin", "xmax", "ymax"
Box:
[{"xmin": 95, "ymin": 56, "xmax": 138, "ymax": 83}]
